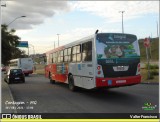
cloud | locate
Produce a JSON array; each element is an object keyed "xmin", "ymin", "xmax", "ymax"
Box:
[
  {"xmin": 16, "ymin": 27, "xmax": 97, "ymax": 53},
  {"xmin": 73, "ymin": 1, "xmax": 159, "ymax": 23},
  {"xmin": 1, "ymin": 0, "xmax": 71, "ymax": 29},
  {"xmin": 26, "ymin": 27, "xmax": 121, "ymax": 53}
]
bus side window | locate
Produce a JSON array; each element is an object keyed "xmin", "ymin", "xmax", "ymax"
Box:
[
  {"xmin": 82, "ymin": 41, "xmax": 92, "ymax": 61},
  {"xmin": 76, "ymin": 45, "xmax": 81, "ymax": 62},
  {"xmin": 53, "ymin": 52, "xmax": 57, "ymax": 63},
  {"xmin": 72, "ymin": 46, "xmax": 77, "ymax": 62},
  {"xmin": 72, "ymin": 45, "xmax": 81, "ymax": 62},
  {"xmin": 60, "ymin": 50, "xmax": 64, "ymax": 62},
  {"xmin": 68, "ymin": 48, "xmax": 71, "ymax": 62},
  {"xmin": 49, "ymin": 53, "xmax": 52, "ymax": 63},
  {"xmin": 46, "ymin": 54, "xmax": 49, "ymax": 65},
  {"xmin": 52, "ymin": 53, "xmax": 54, "ymax": 63},
  {"xmin": 57, "ymin": 51, "xmax": 61, "ymax": 63},
  {"xmin": 64, "ymin": 49, "xmax": 68, "ymax": 62},
  {"xmin": 52, "ymin": 53, "xmax": 55, "ymax": 63}
]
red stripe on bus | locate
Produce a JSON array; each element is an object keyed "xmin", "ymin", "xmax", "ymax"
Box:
[{"xmin": 96, "ymin": 75, "xmax": 141, "ymax": 87}]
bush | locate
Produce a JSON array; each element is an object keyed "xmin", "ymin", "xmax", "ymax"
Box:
[
  {"xmin": 150, "ymin": 69, "xmax": 159, "ymax": 76},
  {"xmin": 145, "ymin": 64, "xmax": 159, "ymax": 69},
  {"xmin": 148, "ymin": 73, "xmax": 154, "ymax": 80}
]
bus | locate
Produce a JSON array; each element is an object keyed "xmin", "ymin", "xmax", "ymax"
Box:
[
  {"xmin": 45, "ymin": 33, "xmax": 141, "ymax": 91},
  {"xmin": 9, "ymin": 58, "xmax": 34, "ymax": 76}
]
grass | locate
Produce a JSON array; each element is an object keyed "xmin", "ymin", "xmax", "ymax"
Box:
[
  {"xmin": 140, "ymin": 68, "xmax": 159, "ymax": 83},
  {"xmin": 145, "ymin": 64, "xmax": 159, "ymax": 69},
  {"xmin": 141, "ymin": 62, "xmax": 159, "ymax": 83},
  {"xmin": 34, "ymin": 64, "xmax": 45, "ymax": 75},
  {"xmin": 35, "ymin": 69, "xmax": 45, "ymax": 75}
]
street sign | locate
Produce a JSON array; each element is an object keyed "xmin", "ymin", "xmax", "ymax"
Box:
[
  {"xmin": 17, "ymin": 41, "xmax": 28, "ymax": 47},
  {"xmin": 144, "ymin": 38, "xmax": 150, "ymax": 48}
]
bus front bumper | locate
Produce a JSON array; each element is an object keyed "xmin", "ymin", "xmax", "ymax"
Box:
[{"xmin": 96, "ymin": 75, "xmax": 141, "ymax": 88}]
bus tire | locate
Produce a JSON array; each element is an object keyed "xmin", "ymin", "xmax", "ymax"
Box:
[
  {"xmin": 25, "ymin": 73, "xmax": 29, "ymax": 76},
  {"xmin": 49, "ymin": 73, "xmax": 55, "ymax": 84},
  {"xmin": 50, "ymin": 79, "xmax": 55, "ymax": 84},
  {"xmin": 69, "ymin": 75, "xmax": 76, "ymax": 91}
]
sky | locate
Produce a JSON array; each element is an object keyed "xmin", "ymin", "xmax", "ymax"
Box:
[{"xmin": 1, "ymin": 0, "xmax": 159, "ymax": 54}]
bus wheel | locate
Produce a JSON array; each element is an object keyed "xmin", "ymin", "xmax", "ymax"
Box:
[
  {"xmin": 25, "ymin": 73, "xmax": 29, "ymax": 76},
  {"xmin": 69, "ymin": 75, "xmax": 76, "ymax": 91},
  {"xmin": 49, "ymin": 74, "xmax": 55, "ymax": 84}
]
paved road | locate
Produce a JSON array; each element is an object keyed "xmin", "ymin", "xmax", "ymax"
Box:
[{"xmin": 2, "ymin": 74, "xmax": 159, "ymax": 114}]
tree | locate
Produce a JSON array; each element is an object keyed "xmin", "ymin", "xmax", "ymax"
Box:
[{"xmin": 1, "ymin": 24, "xmax": 27, "ymax": 65}]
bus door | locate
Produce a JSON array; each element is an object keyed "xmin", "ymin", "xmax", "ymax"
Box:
[{"xmin": 69, "ymin": 41, "xmax": 95, "ymax": 89}]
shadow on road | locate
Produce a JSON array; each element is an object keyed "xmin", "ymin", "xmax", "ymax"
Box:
[{"xmin": 52, "ymin": 82, "xmax": 138, "ymax": 105}]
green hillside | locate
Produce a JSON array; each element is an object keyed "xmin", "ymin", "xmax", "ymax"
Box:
[{"xmin": 139, "ymin": 37, "xmax": 159, "ymax": 62}]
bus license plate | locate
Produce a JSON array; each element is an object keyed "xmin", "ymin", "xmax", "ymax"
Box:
[
  {"xmin": 116, "ymin": 80, "xmax": 126, "ymax": 84},
  {"xmin": 113, "ymin": 66, "xmax": 128, "ymax": 71}
]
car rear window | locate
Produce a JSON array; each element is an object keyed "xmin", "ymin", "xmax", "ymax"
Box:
[{"xmin": 10, "ymin": 69, "xmax": 22, "ymax": 74}]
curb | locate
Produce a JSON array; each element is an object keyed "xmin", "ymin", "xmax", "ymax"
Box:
[
  {"xmin": 2, "ymin": 81, "xmax": 17, "ymax": 113},
  {"xmin": 140, "ymin": 82, "xmax": 159, "ymax": 85},
  {"xmin": 7, "ymin": 83, "xmax": 17, "ymax": 113}
]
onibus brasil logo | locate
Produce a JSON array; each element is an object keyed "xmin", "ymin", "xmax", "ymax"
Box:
[{"xmin": 142, "ymin": 102, "xmax": 157, "ymax": 111}]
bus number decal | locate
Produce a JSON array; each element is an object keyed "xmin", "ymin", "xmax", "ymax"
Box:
[
  {"xmin": 78, "ymin": 64, "xmax": 81, "ymax": 70},
  {"xmin": 106, "ymin": 59, "xmax": 114, "ymax": 63}
]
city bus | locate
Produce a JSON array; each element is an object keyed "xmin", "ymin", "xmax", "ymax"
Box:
[
  {"xmin": 9, "ymin": 58, "xmax": 34, "ymax": 76},
  {"xmin": 45, "ymin": 33, "xmax": 141, "ymax": 91}
]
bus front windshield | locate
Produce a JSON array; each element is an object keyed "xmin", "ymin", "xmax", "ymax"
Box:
[{"xmin": 96, "ymin": 33, "xmax": 140, "ymax": 59}]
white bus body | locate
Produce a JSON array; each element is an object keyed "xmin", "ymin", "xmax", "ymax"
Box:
[
  {"xmin": 9, "ymin": 58, "xmax": 34, "ymax": 76},
  {"xmin": 45, "ymin": 33, "xmax": 141, "ymax": 90}
]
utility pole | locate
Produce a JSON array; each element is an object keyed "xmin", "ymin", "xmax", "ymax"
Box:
[
  {"xmin": 149, "ymin": 35, "xmax": 152, "ymax": 59},
  {"xmin": 157, "ymin": 21, "xmax": 159, "ymax": 37},
  {"xmin": 57, "ymin": 34, "xmax": 60, "ymax": 47},
  {"xmin": 119, "ymin": 11, "xmax": 125, "ymax": 33}
]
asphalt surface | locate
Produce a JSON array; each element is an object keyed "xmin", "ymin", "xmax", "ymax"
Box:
[{"xmin": 2, "ymin": 74, "xmax": 159, "ymax": 115}]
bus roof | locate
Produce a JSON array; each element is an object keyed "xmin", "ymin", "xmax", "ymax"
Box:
[
  {"xmin": 9, "ymin": 58, "xmax": 32, "ymax": 61},
  {"xmin": 45, "ymin": 33, "xmax": 137, "ymax": 54},
  {"xmin": 45, "ymin": 34, "xmax": 95, "ymax": 54}
]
